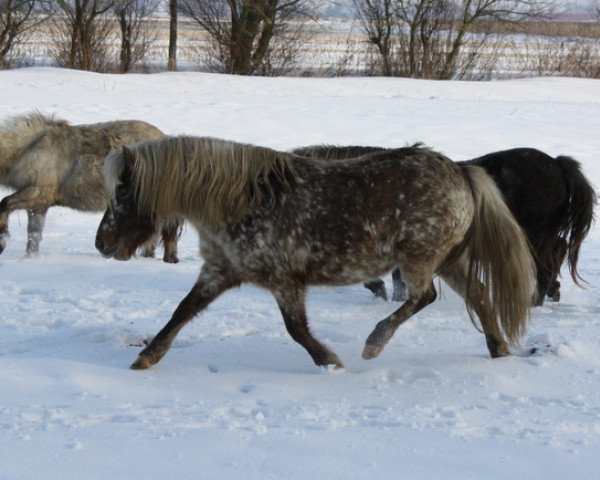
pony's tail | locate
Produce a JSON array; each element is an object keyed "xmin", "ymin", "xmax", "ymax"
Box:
[
  {"xmin": 462, "ymin": 165, "xmax": 536, "ymax": 345},
  {"xmin": 555, "ymin": 156, "xmax": 596, "ymax": 286}
]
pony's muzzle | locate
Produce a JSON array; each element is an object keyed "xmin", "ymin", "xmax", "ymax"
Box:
[{"xmin": 95, "ymin": 235, "xmax": 116, "ymax": 259}]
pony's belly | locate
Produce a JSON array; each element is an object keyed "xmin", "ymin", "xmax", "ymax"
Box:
[
  {"xmin": 299, "ymin": 246, "xmax": 399, "ymax": 285},
  {"xmin": 217, "ymin": 231, "xmax": 398, "ymax": 287}
]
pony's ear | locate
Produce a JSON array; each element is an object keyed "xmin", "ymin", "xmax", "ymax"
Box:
[{"xmin": 122, "ymin": 146, "xmax": 136, "ymax": 168}]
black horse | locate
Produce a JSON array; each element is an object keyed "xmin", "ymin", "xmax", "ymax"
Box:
[{"xmin": 293, "ymin": 146, "xmax": 596, "ymax": 305}]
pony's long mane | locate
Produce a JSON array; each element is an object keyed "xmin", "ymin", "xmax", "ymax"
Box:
[{"xmin": 106, "ymin": 136, "xmax": 302, "ymax": 229}]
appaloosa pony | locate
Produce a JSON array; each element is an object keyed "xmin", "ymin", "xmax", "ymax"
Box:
[
  {"xmin": 0, "ymin": 112, "xmax": 180, "ymax": 261},
  {"xmin": 293, "ymin": 145, "xmax": 596, "ymax": 305},
  {"xmin": 96, "ymin": 136, "xmax": 535, "ymax": 370}
]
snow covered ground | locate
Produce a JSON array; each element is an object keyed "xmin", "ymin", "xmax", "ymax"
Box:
[{"xmin": 1, "ymin": 68, "xmax": 599, "ymax": 479}]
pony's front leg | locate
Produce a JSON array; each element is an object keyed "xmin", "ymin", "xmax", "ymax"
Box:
[
  {"xmin": 272, "ymin": 285, "xmax": 344, "ymax": 369},
  {"xmin": 130, "ymin": 264, "xmax": 240, "ymax": 369},
  {"xmin": 26, "ymin": 207, "xmax": 49, "ymax": 256}
]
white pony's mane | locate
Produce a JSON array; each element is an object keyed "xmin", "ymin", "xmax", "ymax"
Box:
[{"xmin": 0, "ymin": 111, "xmax": 68, "ymax": 135}]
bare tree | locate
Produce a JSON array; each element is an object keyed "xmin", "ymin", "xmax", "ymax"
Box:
[
  {"xmin": 179, "ymin": 0, "xmax": 318, "ymax": 75},
  {"xmin": 436, "ymin": 0, "xmax": 554, "ymax": 80},
  {"xmin": 354, "ymin": 0, "xmax": 556, "ymax": 79},
  {"xmin": 168, "ymin": 0, "xmax": 176, "ymax": 70},
  {"xmin": 113, "ymin": 0, "xmax": 160, "ymax": 72},
  {"xmin": 0, "ymin": 0, "xmax": 49, "ymax": 67},
  {"xmin": 352, "ymin": 0, "xmax": 396, "ymax": 75},
  {"xmin": 49, "ymin": 0, "xmax": 117, "ymax": 71}
]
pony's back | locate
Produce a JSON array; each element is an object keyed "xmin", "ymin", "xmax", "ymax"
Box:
[{"xmin": 291, "ymin": 145, "xmax": 383, "ymax": 160}]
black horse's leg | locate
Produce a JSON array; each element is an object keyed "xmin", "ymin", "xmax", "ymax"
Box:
[
  {"xmin": 130, "ymin": 263, "xmax": 240, "ymax": 369},
  {"xmin": 546, "ymin": 238, "xmax": 567, "ymax": 302},
  {"xmin": 534, "ymin": 237, "xmax": 568, "ymax": 305},
  {"xmin": 363, "ymin": 278, "xmax": 388, "ymax": 301},
  {"xmin": 26, "ymin": 207, "xmax": 49, "ymax": 256},
  {"xmin": 363, "ymin": 270, "xmax": 437, "ymax": 360},
  {"xmin": 272, "ymin": 284, "xmax": 344, "ymax": 369},
  {"xmin": 160, "ymin": 220, "xmax": 180, "ymax": 264},
  {"xmin": 534, "ymin": 260, "xmax": 552, "ymax": 306},
  {"xmin": 391, "ymin": 268, "xmax": 407, "ymax": 302},
  {"xmin": 546, "ymin": 279, "xmax": 561, "ymax": 302}
]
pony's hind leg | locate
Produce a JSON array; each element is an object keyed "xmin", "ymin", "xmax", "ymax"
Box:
[
  {"xmin": 439, "ymin": 262, "xmax": 510, "ymax": 358},
  {"xmin": 533, "ymin": 237, "xmax": 567, "ymax": 305},
  {"xmin": 547, "ymin": 279, "xmax": 561, "ymax": 302},
  {"xmin": 546, "ymin": 238, "xmax": 567, "ymax": 303},
  {"xmin": 363, "ymin": 267, "xmax": 437, "ymax": 360},
  {"xmin": 272, "ymin": 285, "xmax": 344, "ymax": 369},
  {"xmin": 26, "ymin": 207, "xmax": 49, "ymax": 256},
  {"xmin": 130, "ymin": 262, "xmax": 240, "ymax": 369}
]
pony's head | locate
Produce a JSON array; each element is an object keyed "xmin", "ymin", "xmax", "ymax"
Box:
[{"xmin": 95, "ymin": 146, "xmax": 157, "ymax": 261}]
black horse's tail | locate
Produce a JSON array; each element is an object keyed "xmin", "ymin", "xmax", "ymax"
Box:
[{"xmin": 555, "ymin": 156, "xmax": 596, "ymax": 285}]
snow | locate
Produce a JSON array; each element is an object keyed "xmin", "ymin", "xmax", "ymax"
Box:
[{"xmin": 1, "ymin": 67, "xmax": 600, "ymax": 479}]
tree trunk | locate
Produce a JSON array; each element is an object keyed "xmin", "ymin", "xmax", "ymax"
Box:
[
  {"xmin": 168, "ymin": 0, "xmax": 177, "ymax": 71},
  {"xmin": 118, "ymin": 10, "xmax": 132, "ymax": 72}
]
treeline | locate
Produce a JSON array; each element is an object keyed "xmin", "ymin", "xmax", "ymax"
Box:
[{"xmin": 1, "ymin": 0, "xmax": 599, "ymax": 79}]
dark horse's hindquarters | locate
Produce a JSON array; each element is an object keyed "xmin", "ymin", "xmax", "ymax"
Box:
[
  {"xmin": 465, "ymin": 148, "xmax": 595, "ymax": 304},
  {"xmin": 96, "ymin": 136, "xmax": 536, "ymax": 371},
  {"xmin": 293, "ymin": 145, "xmax": 596, "ymax": 305}
]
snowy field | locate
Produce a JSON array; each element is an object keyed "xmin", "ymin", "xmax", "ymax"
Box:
[{"xmin": 1, "ymin": 67, "xmax": 600, "ymax": 479}]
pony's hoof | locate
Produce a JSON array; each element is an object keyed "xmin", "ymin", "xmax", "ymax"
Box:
[
  {"xmin": 362, "ymin": 343, "xmax": 383, "ymax": 360},
  {"xmin": 130, "ymin": 355, "xmax": 153, "ymax": 370},
  {"xmin": 325, "ymin": 364, "xmax": 346, "ymax": 374},
  {"xmin": 163, "ymin": 255, "xmax": 179, "ymax": 264}
]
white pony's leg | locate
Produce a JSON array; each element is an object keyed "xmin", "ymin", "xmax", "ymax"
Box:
[
  {"xmin": 0, "ymin": 186, "xmax": 54, "ymax": 255},
  {"xmin": 26, "ymin": 207, "xmax": 48, "ymax": 256}
]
